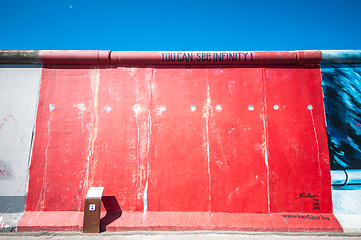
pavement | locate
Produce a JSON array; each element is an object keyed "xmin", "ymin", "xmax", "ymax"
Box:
[{"xmin": 1, "ymin": 231, "xmax": 361, "ymax": 240}]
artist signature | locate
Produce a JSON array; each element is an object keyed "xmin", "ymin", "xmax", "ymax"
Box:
[{"xmin": 299, "ymin": 192, "xmax": 319, "ymax": 199}]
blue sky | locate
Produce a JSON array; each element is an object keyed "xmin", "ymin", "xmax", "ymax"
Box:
[{"xmin": 1, "ymin": 0, "xmax": 360, "ymax": 51}]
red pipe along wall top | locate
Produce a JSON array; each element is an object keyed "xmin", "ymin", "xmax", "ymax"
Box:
[
  {"xmin": 35, "ymin": 51, "xmax": 322, "ymax": 65},
  {"xmin": 39, "ymin": 50, "xmax": 111, "ymax": 65},
  {"xmin": 26, "ymin": 63, "xmax": 332, "ymax": 214}
]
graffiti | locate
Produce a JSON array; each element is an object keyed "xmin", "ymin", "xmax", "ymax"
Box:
[
  {"xmin": 282, "ymin": 214, "xmax": 330, "ymax": 221},
  {"xmin": 0, "ymin": 160, "xmax": 12, "ymax": 179},
  {"xmin": 321, "ymin": 65, "xmax": 361, "ymax": 170},
  {"xmin": 0, "ymin": 114, "xmax": 16, "ymax": 130},
  {"xmin": 161, "ymin": 52, "xmax": 253, "ymax": 63}
]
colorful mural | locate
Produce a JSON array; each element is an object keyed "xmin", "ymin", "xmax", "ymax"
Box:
[
  {"xmin": 321, "ymin": 64, "xmax": 361, "ymax": 170},
  {"xmin": 321, "ymin": 50, "xmax": 361, "ymax": 233}
]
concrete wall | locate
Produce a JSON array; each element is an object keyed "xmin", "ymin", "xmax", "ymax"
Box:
[
  {"xmin": 0, "ymin": 50, "xmax": 360, "ymax": 232},
  {"xmin": 0, "ymin": 65, "xmax": 41, "ymax": 213}
]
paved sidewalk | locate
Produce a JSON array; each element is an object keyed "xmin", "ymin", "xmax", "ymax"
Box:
[{"xmin": 1, "ymin": 231, "xmax": 361, "ymax": 240}]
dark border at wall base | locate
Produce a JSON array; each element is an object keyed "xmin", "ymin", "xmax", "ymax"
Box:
[
  {"xmin": 17, "ymin": 211, "xmax": 343, "ymax": 232},
  {"xmin": 0, "ymin": 196, "xmax": 26, "ymax": 213}
]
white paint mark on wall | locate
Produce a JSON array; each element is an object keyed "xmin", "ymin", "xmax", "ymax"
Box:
[
  {"xmin": 129, "ymin": 68, "xmax": 136, "ymax": 77},
  {"xmin": 215, "ymin": 129, "xmax": 229, "ymax": 169},
  {"xmin": 75, "ymin": 104, "xmax": 86, "ymax": 136},
  {"xmin": 262, "ymin": 110, "xmax": 271, "ymax": 213},
  {"xmin": 89, "ymin": 68, "xmax": 100, "ymax": 184},
  {"xmin": 309, "ymin": 105, "xmax": 322, "ymax": 177},
  {"xmin": 134, "ymin": 104, "xmax": 141, "ymax": 200},
  {"xmin": 159, "ymin": 105, "xmax": 166, "ymax": 112},
  {"xmin": 42, "ymin": 104, "xmax": 55, "ymax": 209},
  {"xmin": 262, "ymin": 70, "xmax": 271, "ymax": 213},
  {"xmin": 133, "ymin": 104, "xmax": 141, "ymax": 114},
  {"xmin": 228, "ymin": 79, "xmax": 235, "ymax": 95},
  {"xmin": 143, "ymin": 71, "xmax": 154, "ymax": 214},
  {"xmin": 155, "ymin": 105, "xmax": 166, "ymax": 115},
  {"xmin": 143, "ymin": 110, "xmax": 151, "ymax": 214},
  {"xmin": 78, "ymin": 104, "xmax": 85, "ymax": 111},
  {"xmin": 80, "ymin": 68, "xmax": 100, "ymax": 210}
]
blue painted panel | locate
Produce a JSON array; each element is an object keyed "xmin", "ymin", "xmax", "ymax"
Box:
[{"xmin": 321, "ymin": 64, "xmax": 361, "ymax": 169}]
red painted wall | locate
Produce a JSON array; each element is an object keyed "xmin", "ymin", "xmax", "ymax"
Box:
[
  {"xmin": 26, "ymin": 65, "xmax": 332, "ymax": 214},
  {"xmin": 265, "ymin": 67, "xmax": 332, "ymax": 213}
]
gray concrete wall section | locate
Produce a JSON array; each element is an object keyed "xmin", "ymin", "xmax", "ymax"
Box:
[
  {"xmin": 332, "ymin": 186, "xmax": 361, "ymax": 233},
  {"xmin": 0, "ymin": 51, "xmax": 41, "ymax": 65},
  {"xmin": 0, "ymin": 65, "xmax": 42, "ymax": 213}
]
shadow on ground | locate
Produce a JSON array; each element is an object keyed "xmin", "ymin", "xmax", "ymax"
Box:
[{"xmin": 100, "ymin": 196, "xmax": 122, "ymax": 232}]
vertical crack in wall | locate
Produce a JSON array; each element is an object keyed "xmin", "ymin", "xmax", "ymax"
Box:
[
  {"xmin": 261, "ymin": 68, "xmax": 271, "ymax": 213},
  {"xmin": 309, "ymin": 107, "xmax": 322, "ymax": 178},
  {"xmin": 80, "ymin": 68, "xmax": 100, "ymax": 210},
  {"xmin": 41, "ymin": 104, "xmax": 54, "ymax": 209},
  {"xmin": 143, "ymin": 68, "xmax": 154, "ymax": 214},
  {"xmin": 82, "ymin": 123, "xmax": 93, "ymax": 208},
  {"xmin": 143, "ymin": 111, "xmax": 151, "ymax": 214},
  {"xmin": 205, "ymin": 74, "xmax": 212, "ymax": 212},
  {"xmin": 90, "ymin": 68, "xmax": 100, "ymax": 186},
  {"xmin": 80, "ymin": 110, "xmax": 85, "ymax": 136},
  {"xmin": 132, "ymin": 68, "xmax": 143, "ymax": 202},
  {"xmin": 216, "ymin": 129, "xmax": 228, "ymax": 168}
]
